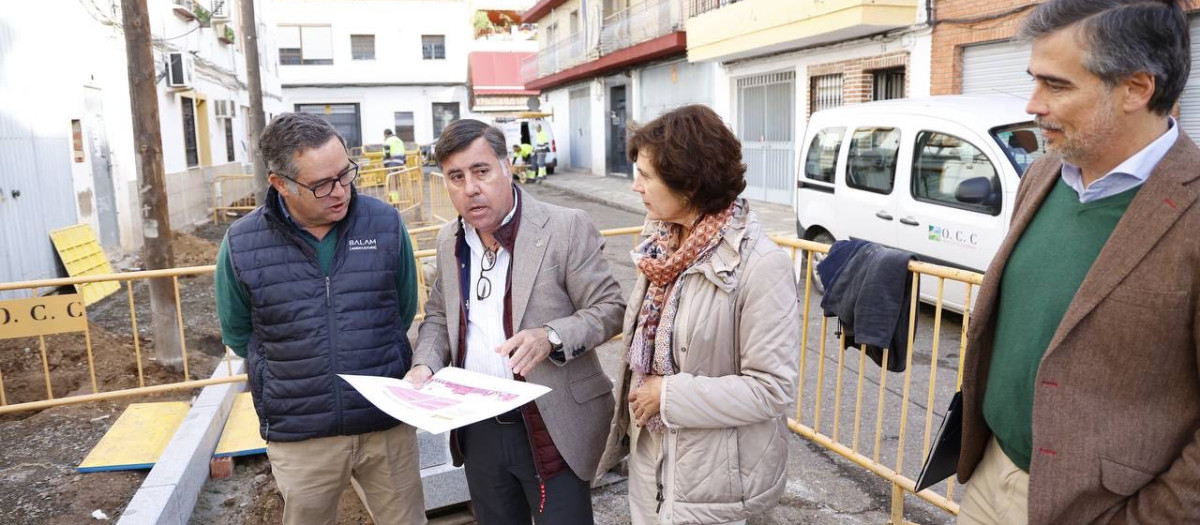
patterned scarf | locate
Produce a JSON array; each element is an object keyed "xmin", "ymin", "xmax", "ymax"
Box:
[{"xmin": 629, "ymin": 202, "xmax": 737, "ymax": 432}]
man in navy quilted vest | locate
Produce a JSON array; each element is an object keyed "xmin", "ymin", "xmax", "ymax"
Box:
[{"xmin": 215, "ymin": 113, "xmax": 425, "ymax": 525}]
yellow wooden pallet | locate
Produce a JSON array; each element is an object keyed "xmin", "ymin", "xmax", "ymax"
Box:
[
  {"xmin": 48, "ymin": 224, "xmax": 119, "ymax": 306},
  {"xmin": 214, "ymin": 392, "xmax": 267, "ymax": 457},
  {"xmin": 78, "ymin": 402, "xmax": 190, "ymax": 472}
]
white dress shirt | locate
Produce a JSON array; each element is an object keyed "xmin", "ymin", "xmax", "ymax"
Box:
[
  {"xmin": 1061, "ymin": 117, "xmax": 1178, "ymax": 202},
  {"xmin": 462, "ymin": 192, "xmax": 519, "ymax": 380}
]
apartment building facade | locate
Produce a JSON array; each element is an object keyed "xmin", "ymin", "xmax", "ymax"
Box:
[
  {"xmin": 521, "ymin": 0, "xmax": 718, "ymax": 178},
  {"xmin": 684, "ymin": 0, "xmax": 933, "ymax": 204},
  {"xmin": 0, "ymin": 0, "xmax": 285, "ymax": 295},
  {"xmin": 273, "ymin": 0, "xmax": 480, "ymax": 150},
  {"xmin": 931, "ymin": 0, "xmax": 1200, "ymax": 137}
]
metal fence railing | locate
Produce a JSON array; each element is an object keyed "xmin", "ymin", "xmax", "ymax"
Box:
[
  {"xmin": 600, "ymin": 0, "xmax": 683, "ymax": 55},
  {"xmin": 0, "ymin": 266, "xmax": 242, "ymax": 415},
  {"xmin": 775, "ymin": 236, "xmax": 979, "ymax": 522},
  {"xmin": 686, "ymin": 0, "xmax": 742, "ymax": 16},
  {"xmin": 426, "ymin": 173, "xmax": 457, "ymax": 225},
  {"xmin": 1, "ymin": 224, "xmax": 978, "ymax": 524},
  {"xmin": 211, "ymin": 174, "xmax": 257, "ymax": 224},
  {"xmin": 521, "ymin": 32, "xmax": 588, "ymax": 83}
]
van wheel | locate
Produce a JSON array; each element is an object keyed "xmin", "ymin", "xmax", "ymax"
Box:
[
  {"xmin": 546, "ymin": 166, "xmax": 555, "ymax": 175},
  {"xmin": 800, "ymin": 231, "xmax": 835, "ymax": 295}
]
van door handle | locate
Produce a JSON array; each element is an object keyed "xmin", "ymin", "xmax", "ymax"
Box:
[
  {"xmin": 875, "ymin": 211, "xmax": 894, "ymax": 221},
  {"xmin": 899, "ymin": 217, "xmax": 920, "ymax": 226}
]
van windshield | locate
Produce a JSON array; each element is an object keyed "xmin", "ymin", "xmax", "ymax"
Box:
[{"xmin": 991, "ymin": 123, "xmax": 1044, "ymax": 176}]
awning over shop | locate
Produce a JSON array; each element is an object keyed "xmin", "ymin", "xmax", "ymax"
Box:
[{"xmin": 469, "ymin": 52, "xmax": 539, "ymax": 96}]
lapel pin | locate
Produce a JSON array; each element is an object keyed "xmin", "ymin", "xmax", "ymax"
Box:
[
  {"xmin": 1165, "ymin": 198, "xmax": 1177, "ymax": 209},
  {"xmin": 536, "ymin": 238, "xmax": 545, "ymax": 247}
]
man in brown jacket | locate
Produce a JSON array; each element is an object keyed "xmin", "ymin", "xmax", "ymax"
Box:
[
  {"xmin": 404, "ymin": 120, "xmax": 624, "ymax": 524},
  {"xmin": 957, "ymin": 1, "xmax": 1200, "ymax": 524}
]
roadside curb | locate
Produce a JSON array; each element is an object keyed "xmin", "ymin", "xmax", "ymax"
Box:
[{"xmin": 117, "ymin": 360, "xmax": 245, "ymax": 525}]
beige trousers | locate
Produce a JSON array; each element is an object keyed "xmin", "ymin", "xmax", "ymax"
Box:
[
  {"xmin": 958, "ymin": 437, "xmax": 1030, "ymax": 525},
  {"xmin": 627, "ymin": 411, "xmax": 746, "ymax": 525},
  {"xmin": 266, "ymin": 423, "xmax": 426, "ymax": 525}
]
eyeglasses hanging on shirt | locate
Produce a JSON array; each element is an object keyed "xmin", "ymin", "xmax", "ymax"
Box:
[{"xmin": 476, "ymin": 241, "xmax": 500, "ymax": 300}]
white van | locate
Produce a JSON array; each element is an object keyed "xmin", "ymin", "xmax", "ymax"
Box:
[
  {"xmin": 795, "ymin": 95, "xmax": 1044, "ymax": 310},
  {"xmin": 495, "ymin": 115, "xmax": 557, "ymax": 174}
]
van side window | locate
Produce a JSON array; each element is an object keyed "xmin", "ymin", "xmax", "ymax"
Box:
[
  {"xmin": 911, "ymin": 131, "xmax": 1002, "ymax": 216},
  {"xmin": 845, "ymin": 127, "xmax": 901, "ymax": 194},
  {"xmin": 803, "ymin": 127, "xmax": 844, "ymax": 184}
]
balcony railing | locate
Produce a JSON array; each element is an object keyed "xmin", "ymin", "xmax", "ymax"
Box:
[
  {"xmin": 686, "ymin": 0, "xmax": 743, "ymax": 17},
  {"xmin": 600, "ymin": 0, "xmax": 683, "ymax": 55},
  {"xmin": 522, "ymin": 0, "xmax": 689, "ymax": 83},
  {"xmin": 521, "ymin": 32, "xmax": 587, "ymax": 83}
]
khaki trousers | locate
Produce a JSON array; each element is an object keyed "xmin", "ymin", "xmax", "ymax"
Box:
[
  {"xmin": 958, "ymin": 437, "xmax": 1030, "ymax": 525},
  {"xmin": 266, "ymin": 423, "xmax": 426, "ymax": 525},
  {"xmin": 627, "ymin": 411, "xmax": 746, "ymax": 525}
]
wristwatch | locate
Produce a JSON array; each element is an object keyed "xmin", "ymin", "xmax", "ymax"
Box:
[{"xmin": 544, "ymin": 325, "xmax": 563, "ymax": 352}]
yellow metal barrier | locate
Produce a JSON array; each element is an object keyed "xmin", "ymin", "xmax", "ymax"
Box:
[
  {"xmin": 0, "ymin": 222, "xmax": 448, "ymax": 416},
  {"xmin": 212, "ymin": 175, "xmax": 257, "ymax": 223},
  {"xmin": 0, "ymin": 266, "xmax": 230, "ymax": 415},
  {"xmin": 772, "ymin": 236, "xmax": 981, "ymax": 523},
  {"xmin": 0, "ymin": 220, "xmax": 977, "ymax": 525},
  {"xmin": 426, "ymin": 173, "xmax": 457, "ymax": 225},
  {"xmin": 387, "ymin": 167, "xmax": 426, "ymax": 214}
]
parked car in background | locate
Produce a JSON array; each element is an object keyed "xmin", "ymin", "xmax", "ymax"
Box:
[
  {"xmin": 495, "ymin": 113, "xmax": 557, "ymax": 174},
  {"xmin": 795, "ymin": 95, "xmax": 1043, "ymax": 310}
]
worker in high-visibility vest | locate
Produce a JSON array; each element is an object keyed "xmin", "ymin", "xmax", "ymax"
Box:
[
  {"xmin": 383, "ymin": 129, "xmax": 405, "ymax": 168},
  {"xmin": 511, "ymin": 143, "xmax": 535, "ymax": 183},
  {"xmin": 532, "ymin": 123, "xmax": 550, "ymax": 180}
]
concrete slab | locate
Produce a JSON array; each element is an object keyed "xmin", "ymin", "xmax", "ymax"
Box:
[
  {"xmin": 116, "ymin": 359, "xmax": 246, "ymax": 525},
  {"xmin": 421, "ymin": 463, "xmax": 470, "ymax": 511},
  {"xmin": 418, "ymin": 429, "xmax": 451, "ymax": 469}
]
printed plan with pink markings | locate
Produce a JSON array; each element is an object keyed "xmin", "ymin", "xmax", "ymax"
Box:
[{"xmin": 340, "ymin": 367, "xmax": 551, "ymax": 434}]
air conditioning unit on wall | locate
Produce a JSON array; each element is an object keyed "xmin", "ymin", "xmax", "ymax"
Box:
[
  {"xmin": 214, "ymin": 100, "xmax": 236, "ymax": 119},
  {"xmin": 173, "ymin": 0, "xmax": 195, "ymax": 19},
  {"xmin": 211, "ymin": 0, "xmax": 231, "ymax": 20},
  {"xmin": 166, "ymin": 52, "xmax": 195, "ymax": 88}
]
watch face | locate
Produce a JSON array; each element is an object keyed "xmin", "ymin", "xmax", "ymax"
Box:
[{"xmin": 547, "ymin": 328, "xmax": 562, "ymax": 345}]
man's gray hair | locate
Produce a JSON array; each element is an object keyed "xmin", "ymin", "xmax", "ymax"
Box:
[
  {"xmin": 434, "ymin": 119, "xmax": 507, "ymax": 166},
  {"xmin": 258, "ymin": 113, "xmax": 346, "ymax": 193},
  {"xmin": 1017, "ymin": 0, "xmax": 1190, "ymax": 116}
]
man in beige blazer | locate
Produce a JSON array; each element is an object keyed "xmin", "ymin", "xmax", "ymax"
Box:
[
  {"xmin": 404, "ymin": 120, "xmax": 624, "ymax": 525},
  {"xmin": 956, "ymin": 1, "xmax": 1200, "ymax": 524}
]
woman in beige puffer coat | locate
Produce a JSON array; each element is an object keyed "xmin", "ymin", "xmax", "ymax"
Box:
[{"xmin": 598, "ymin": 105, "xmax": 801, "ymax": 525}]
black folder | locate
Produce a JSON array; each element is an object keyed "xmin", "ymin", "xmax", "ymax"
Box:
[{"xmin": 914, "ymin": 390, "xmax": 962, "ymax": 493}]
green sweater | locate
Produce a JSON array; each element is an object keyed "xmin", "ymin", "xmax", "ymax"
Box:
[
  {"xmin": 215, "ymin": 218, "xmax": 418, "ymax": 358},
  {"xmin": 983, "ymin": 179, "xmax": 1140, "ymax": 471}
]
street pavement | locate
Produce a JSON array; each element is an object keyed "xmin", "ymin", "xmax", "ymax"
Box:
[
  {"xmin": 537, "ymin": 169, "xmax": 799, "ymax": 236},
  {"xmin": 519, "ymin": 177, "xmax": 961, "ymax": 525}
]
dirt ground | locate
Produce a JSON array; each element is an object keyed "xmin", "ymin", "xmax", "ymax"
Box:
[
  {"xmin": 0, "ymin": 223, "xmax": 232, "ymax": 524},
  {"xmin": 0, "ymin": 217, "xmax": 403, "ymax": 525}
]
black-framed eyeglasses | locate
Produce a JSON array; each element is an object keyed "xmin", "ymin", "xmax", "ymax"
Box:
[
  {"xmin": 476, "ymin": 244, "xmax": 498, "ymax": 301},
  {"xmin": 281, "ymin": 159, "xmax": 359, "ymax": 198}
]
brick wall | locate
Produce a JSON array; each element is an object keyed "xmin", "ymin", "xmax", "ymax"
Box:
[
  {"xmin": 805, "ymin": 52, "xmax": 910, "ymax": 118},
  {"xmin": 930, "ymin": 1, "xmax": 1042, "ymax": 95}
]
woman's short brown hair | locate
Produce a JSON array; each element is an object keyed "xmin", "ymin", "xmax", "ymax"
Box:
[{"xmin": 627, "ymin": 105, "xmax": 747, "ymax": 215}]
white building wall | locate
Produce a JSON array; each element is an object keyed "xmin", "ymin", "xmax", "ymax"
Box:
[
  {"xmin": 720, "ymin": 28, "xmax": 933, "ymax": 153},
  {"xmin": 274, "ymin": 0, "xmax": 480, "ymax": 147},
  {"xmin": 273, "ymin": 0, "xmax": 472, "ymax": 87},
  {"xmin": 284, "ymin": 85, "xmax": 471, "ymax": 146},
  {"xmin": 539, "ymin": 87, "xmax": 572, "ymax": 167},
  {"xmin": 1, "ymin": 0, "xmax": 284, "ymax": 268},
  {"xmin": 589, "ymin": 78, "xmax": 607, "ymax": 176}
]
